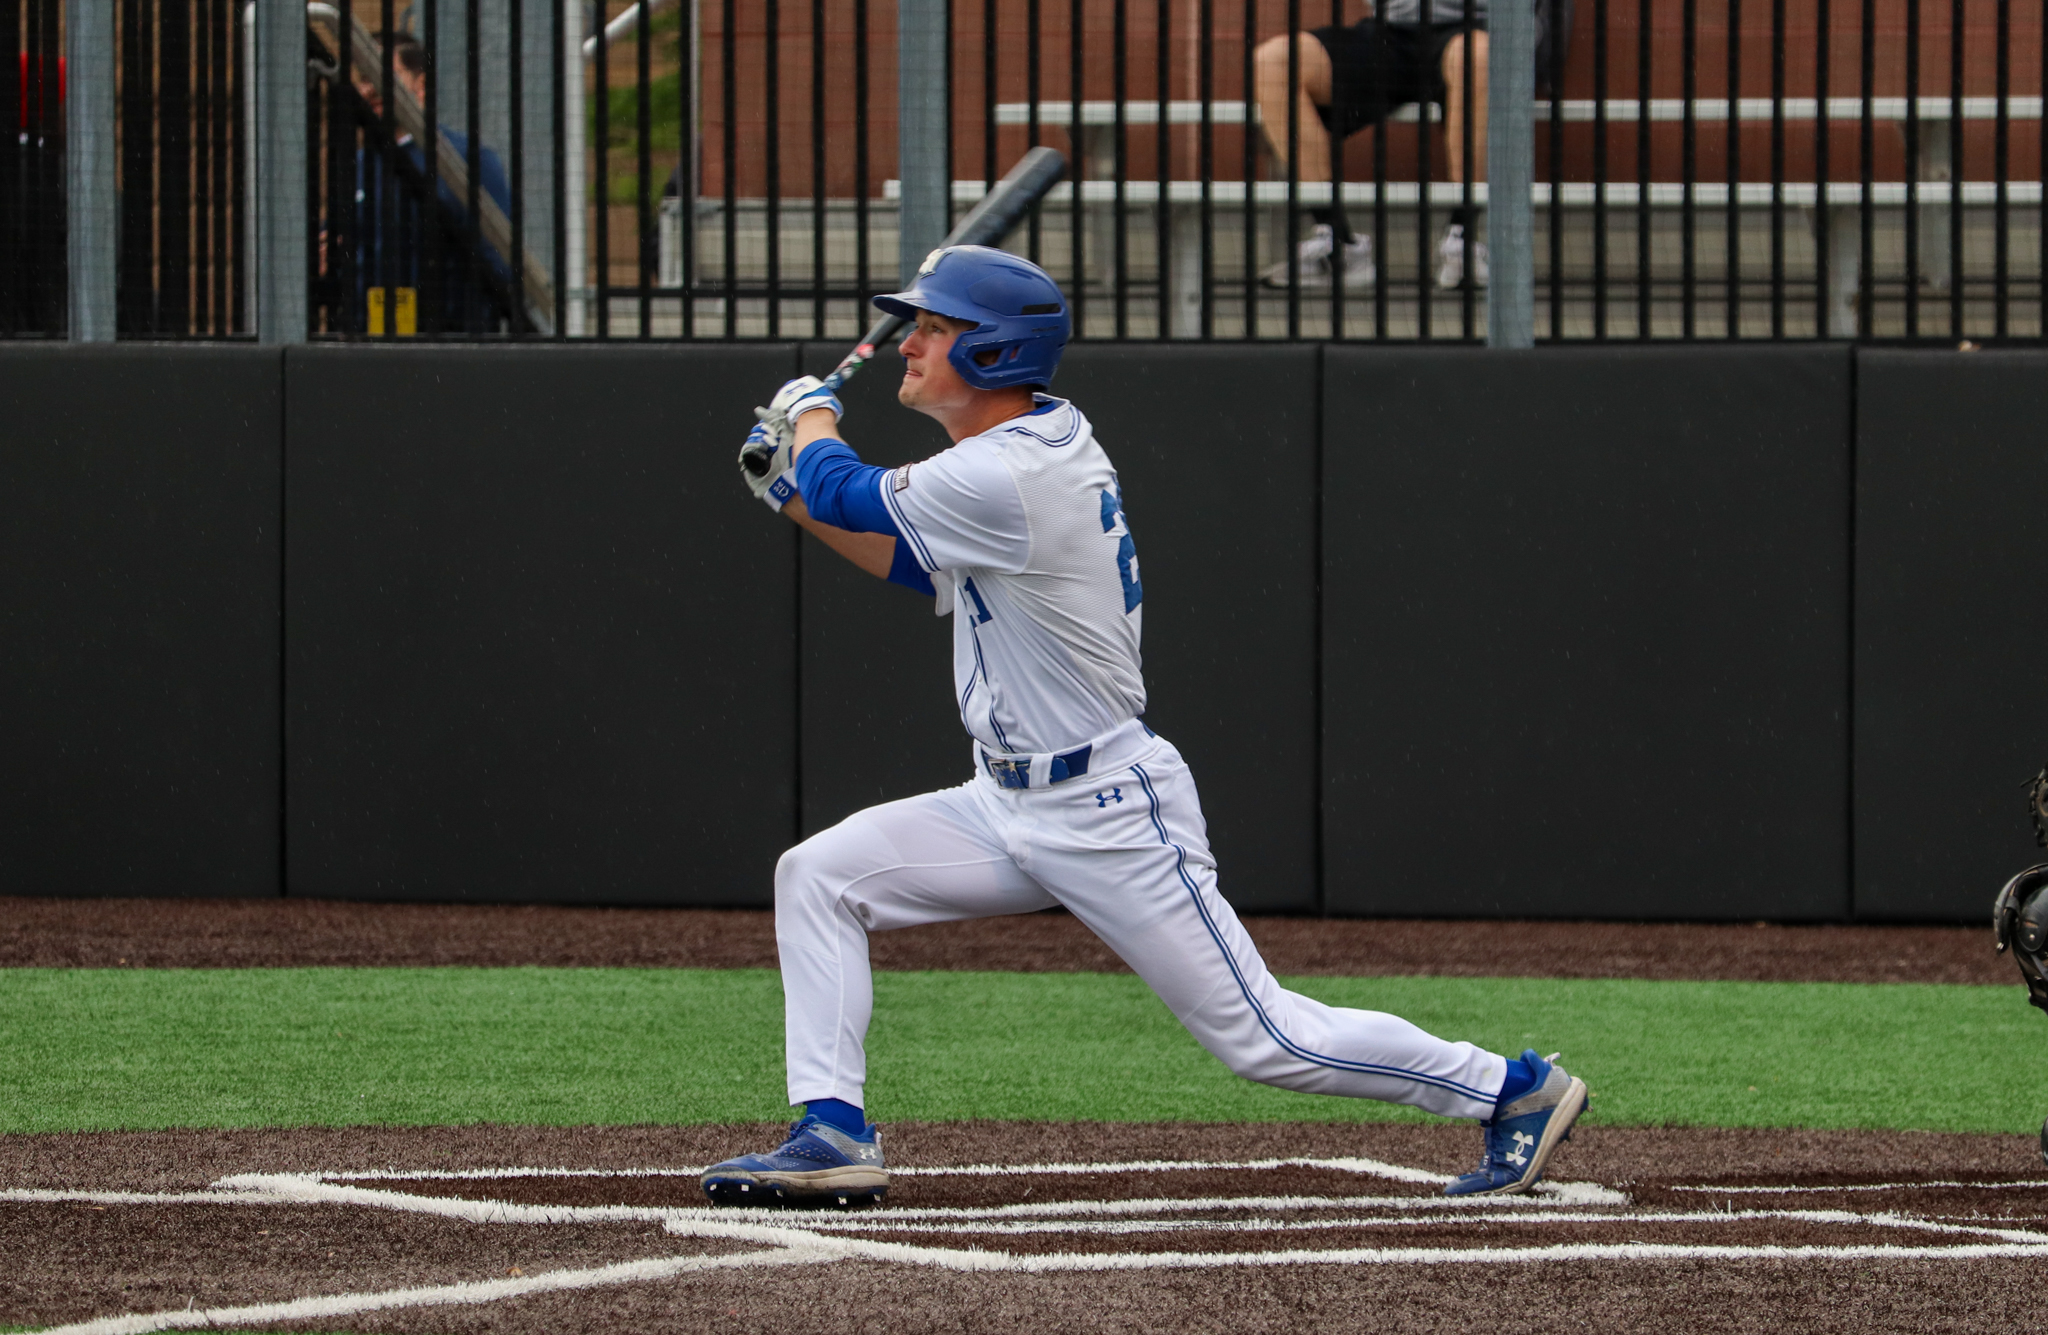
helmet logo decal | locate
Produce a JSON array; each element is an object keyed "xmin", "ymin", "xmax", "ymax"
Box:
[{"xmin": 919, "ymin": 248, "xmax": 946, "ymax": 277}]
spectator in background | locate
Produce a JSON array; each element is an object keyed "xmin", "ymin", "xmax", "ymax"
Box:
[
  {"xmin": 349, "ymin": 33, "xmax": 516, "ymax": 330},
  {"xmin": 1252, "ymin": 0, "xmax": 1570, "ymax": 292}
]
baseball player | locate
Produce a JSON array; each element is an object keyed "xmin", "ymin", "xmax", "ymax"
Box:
[{"xmin": 703, "ymin": 244, "xmax": 1588, "ymax": 1206}]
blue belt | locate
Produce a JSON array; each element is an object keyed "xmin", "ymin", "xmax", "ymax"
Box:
[{"xmin": 982, "ymin": 743, "xmax": 1092, "ymax": 790}]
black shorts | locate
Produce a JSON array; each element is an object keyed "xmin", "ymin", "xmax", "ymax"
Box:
[{"xmin": 1308, "ymin": 18, "xmax": 1485, "ymax": 140}]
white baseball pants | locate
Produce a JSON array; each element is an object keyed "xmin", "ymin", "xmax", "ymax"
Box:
[{"xmin": 774, "ymin": 728, "xmax": 1506, "ymax": 1122}]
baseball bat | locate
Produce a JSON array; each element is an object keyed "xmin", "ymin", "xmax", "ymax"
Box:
[{"xmin": 742, "ymin": 145, "xmax": 1067, "ymax": 478}]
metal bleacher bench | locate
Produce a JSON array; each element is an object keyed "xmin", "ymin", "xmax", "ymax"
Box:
[
  {"xmin": 993, "ymin": 95, "xmax": 2046, "ymax": 126},
  {"xmin": 970, "ymin": 95, "xmax": 2043, "ymax": 332}
]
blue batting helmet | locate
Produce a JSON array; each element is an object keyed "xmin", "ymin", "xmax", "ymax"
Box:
[{"xmin": 873, "ymin": 246, "xmax": 1070, "ymax": 391}]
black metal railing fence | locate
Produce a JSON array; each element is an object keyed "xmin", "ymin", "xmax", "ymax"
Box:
[
  {"xmin": 109, "ymin": 0, "xmax": 244, "ymax": 334},
  {"xmin": 306, "ymin": 4, "xmax": 546, "ymax": 335},
  {"xmin": 1, "ymin": 0, "xmax": 69, "ymax": 334},
  {"xmin": 619, "ymin": 0, "xmax": 2045, "ymax": 342},
  {"xmin": 1, "ymin": 0, "xmax": 2041, "ymax": 340}
]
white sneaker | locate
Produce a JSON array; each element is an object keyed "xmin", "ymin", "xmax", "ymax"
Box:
[
  {"xmin": 1261, "ymin": 223, "xmax": 1375, "ymax": 291},
  {"xmin": 1436, "ymin": 223, "xmax": 1491, "ymax": 290}
]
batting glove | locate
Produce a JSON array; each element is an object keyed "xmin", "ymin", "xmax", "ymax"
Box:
[
  {"xmin": 739, "ymin": 417, "xmax": 798, "ymax": 513},
  {"xmin": 767, "ymin": 375, "xmax": 845, "ymax": 430}
]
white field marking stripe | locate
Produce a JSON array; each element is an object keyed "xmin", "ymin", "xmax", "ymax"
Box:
[
  {"xmin": 653, "ymin": 1223, "xmax": 2048, "ymax": 1272},
  {"xmin": 147, "ymin": 1173, "xmax": 2032, "ymax": 1251},
  {"xmin": 1676, "ymin": 1181, "xmax": 2048, "ymax": 1195},
  {"xmin": 896, "ymin": 1156, "xmax": 1450, "ymax": 1184},
  {"xmin": 216, "ymin": 1174, "xmax": 842, "ymax": 1244},
  {"xmin": 315, "ymin": 1155, "xmax": 1450, "ymax": 1185},
  {"xmin": 777, "ymin": 1207, "xmax": 2048, "ymax": 1244},
  {"xmin": 0, "ymin": 1189, "xmax": 298, "ymax": 1207},
  {"xmin": 219, "ymin": 1173, "xmax": 1613, "ymax": 1234},
  {"xmin": 25, "ymin": 1246, "xmax": 832, "ymax": 1335},
  {"xmin": 655, "ymin": 1183, "xmax": 1628, "ymax": 1228},
  {"xmin": 319, "ymin": 1167, "xmax": 705, "ymax": 1183},
  {"xmin": 237, "ymin": 1172, "xmax": 1628, "ymax": 1229},
  {"xmin": 211, "ymin": 1175, "xmax": 946, "ymax": 1257}
]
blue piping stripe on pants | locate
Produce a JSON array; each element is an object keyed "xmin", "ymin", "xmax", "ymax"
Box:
[{"xmin": 1130, "ymin": 764, "xmax": 1496, "ymax": 1105}]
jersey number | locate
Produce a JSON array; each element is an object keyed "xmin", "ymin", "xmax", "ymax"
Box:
[
  {"xmin": 961, "ymin": 576, "xmax": 995, "ymax": 626},
  {"xmin": 1099, "ymin": 483, "xmax": 1143, "ymax": 614}
]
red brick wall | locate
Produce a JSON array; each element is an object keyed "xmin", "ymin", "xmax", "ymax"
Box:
[{"xmin": 678, "ymin": 0, "xmax": 2041, "ymax": 196}]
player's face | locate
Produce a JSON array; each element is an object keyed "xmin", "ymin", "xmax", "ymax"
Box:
[
  {"xmin": 352, "ymin": 70, "xmax": 384, "ymax": 116},
  {"xmin": 897, "ymin": 311, "xmax": 978, "ymax": 417},
  {"xmin": 351, "ymin": 64, "xmax": 426, "ymax": 117}
]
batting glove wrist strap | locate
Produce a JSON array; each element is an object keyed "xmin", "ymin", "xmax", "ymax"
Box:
[{"xmin": 739, "ymin": 419, "xmax": 797, "ymax": 512}]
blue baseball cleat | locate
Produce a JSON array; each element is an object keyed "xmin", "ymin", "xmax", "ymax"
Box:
[
  {"xmin": 1443, "ymin": 1050, "xmax": 1589, "ymax": 1197},
  {"xmin": 700, "ymin": 1116, "xmax": 888, "ymax": 1207}
]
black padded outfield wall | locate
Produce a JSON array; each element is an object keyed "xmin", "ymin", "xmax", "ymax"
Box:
[
  {"xmin": 794, "ymin": 344, "xmax": 975, "ymax": 842},
  {"xmin": 1321, "ymin": 347, "xmax": 1854, "ymax": 920},
  {"xmin": 0, "ymin": 346, "xmax": 283, "ymax": 897},
  {"xmin": 284, "ymin": 346, "xmax": 800, "ymax": 906},
  {"xmin": 1855, "ymin": 351, "xmax": 2048, "ymax": 922},
  {"xmin": 11, "ymin": 344, "xmax": 2040, "ymax": 921},
  {"xmin": 1057, "ymin": 346, "xmax": 1320, "ymax": 913},
  {"xmin": 794, "ymin": 343, "xmax": 1321, "ymax": 913}
]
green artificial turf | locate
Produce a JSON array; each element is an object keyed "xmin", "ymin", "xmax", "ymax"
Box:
[{"xmin": 0, "ymin": 967, "xmax": 2040, "ymax": 1135}]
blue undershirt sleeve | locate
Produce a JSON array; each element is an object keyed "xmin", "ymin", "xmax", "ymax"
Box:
[
  {"xmin": 795, "ymin": 438, "xmax": 935, "ymax": 597},
  {"xmin": 887, "ymin": 538, "xmax": 936, "ymax": 596},
  {"xmin": 796, "ymin": 439, "xmax": 896, "ymax": 534}
]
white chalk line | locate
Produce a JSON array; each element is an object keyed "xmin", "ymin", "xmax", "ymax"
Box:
[
  {"xmin": 674, "ymin": 1231, "xmax": 2048, "ymax": 1272},
  {"xmin": 44, "ymin": 1225, "xmax": 2048, "ymax": 1335},
  {"xmin": 320, "ymin": 1165, "xmax": 705, "ymax": 1182},
  {"xmin": 902, "ymin": 1155, "xmax": 1449, "ymax": 1183},
  {"xmin": 26, "ymin": 1245, "xmax": 834, "ymax": 1335},
  {"xmin": 217, "ymin": 1173, "xmax": 1630, "ymax": 1229},
  {"xmin": 1676, "ymin": 1180, "xmax": 2048, "ymax": 1196},
  {"xmin": 316, "ymin": 1154, "xmax": 1450, "ymax": 1186},
  {"xmin": 0, "ymin": 1180, "xmax": 1625, "ymax": 1228},
  {"xmin": 208, "ymin": 1172, "xmax": 2048, "ymax": 1253},
  {"xmin": 19, "ymin": 1179, "xmax": 2036, "ymax": 1249},
  {"xmin": 679, "ymin": 1182, "xmax": 1629, "ymax": 1224},
  {"xmin": 21, "ymin": 1155, "xmax": 2048, "ymax": 1334},
  {"xmin": 779, "ymin": 1207, "xmax": 2048, "ymax": 1245},
  {"xmin": 214, "ymin": 1173, "xmax": 737, "ymax": 1231}
]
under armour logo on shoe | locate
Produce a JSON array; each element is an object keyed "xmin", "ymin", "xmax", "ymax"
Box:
[
  {"xmin": 1096, "ymin": 788, "xmax": 1124, "ymax": 807},
  {"xmin": 856, "ymin": 1147, "xmax": 879, "ymax": 1160},
  {"xmin": 1505, "ymin": 1130, "xmax": 1535, "ymax": 1167}
]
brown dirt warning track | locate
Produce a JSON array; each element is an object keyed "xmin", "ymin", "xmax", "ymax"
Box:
[
  {"xmin": 2, "ymin": 898, "xmax": 2041, "ymax": 1333},
  {"xmin": 0, "ymin": 895, "xmax": 2010, "ymax": 982}
]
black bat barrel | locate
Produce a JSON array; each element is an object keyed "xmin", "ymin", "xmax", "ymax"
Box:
[{"xmin": 946, "ymin": 146, "xmax": 1068, "ymax": 253}]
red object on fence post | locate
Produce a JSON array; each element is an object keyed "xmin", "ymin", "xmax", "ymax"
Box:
[{"xmin": 19, "ymin": 53, "xmax": 64, "ymax": 123}]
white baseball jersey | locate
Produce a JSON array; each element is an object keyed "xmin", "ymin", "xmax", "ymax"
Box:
[
  {"xmin": 773, "ymin": 391, "xmax": 1509, "ymax": 1125},
  {"xmin": 878, "ymin": 396, "xmax": 1145, "ymax": 756}
]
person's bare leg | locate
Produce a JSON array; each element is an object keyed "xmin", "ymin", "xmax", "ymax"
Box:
[
  {"xmin": 1436, "ymin": 30, "xmax": 1490, "ymax": 285},
  {"xmin": 1253, "ymin": 32, "xmax": 1335, "ymax": 182},
  {"xmin": 1440, "ymin": 30, "xmax": 1488, "ymax": 184}
]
